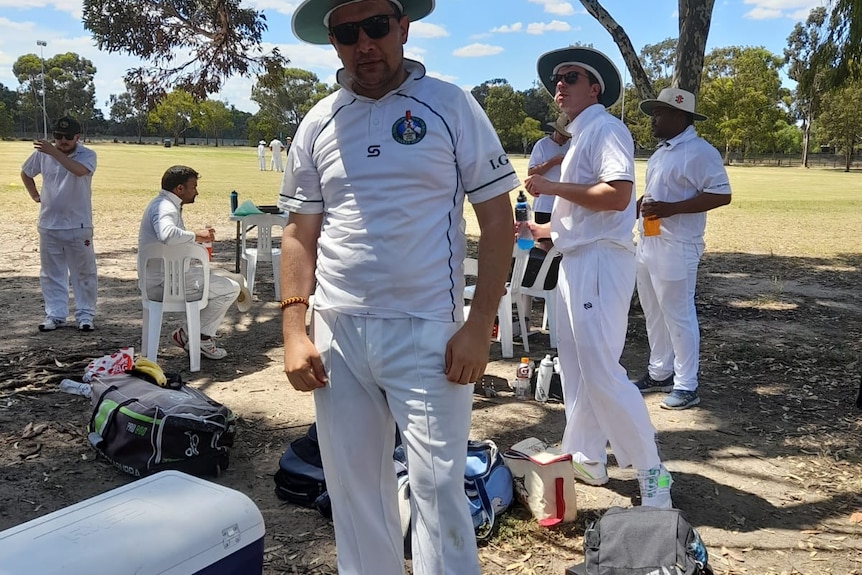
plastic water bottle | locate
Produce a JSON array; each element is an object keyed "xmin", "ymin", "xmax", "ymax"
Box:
[
  {"xmin": 230, "ymin": 191, "xmax": 238, "ymax": 215},
  {"xmin": 534, "ymin": 354, "xmax": 555, "ymax": 402},
  {"xmin": 59, "ymin": 379, "xmax": 92, "ymax": 399},
  {"xmin": 514, "ymin": 357, "xmax": 532, "ymax": 400},
  {"xmin": 514, "ymin": 191, "xmax": 533, "ymax": 250}
]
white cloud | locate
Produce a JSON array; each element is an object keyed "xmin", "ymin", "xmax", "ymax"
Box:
[
  {"xmin": 528, "ymin": 0, "xmax": 575, "ymax": 16},
  {"xmin": 245, "ymin": 0, "xmax": 301, "ymax": 17},
  {"xmin": 410, "ymin": 21, "xmax": 448, "ymax": 38},
  {"xmin": 452, "ymin": 43, "xmax": 504, "ymax": 58},
  {"xmin": 491, "ymin": 23, "xmax": 523, "ymax": 33},
  {"xmin": 427, "ymin": 71, "xmax": 457, "ymax": 83},
  {"xmin": 526, "ymin": 20, "xmax": 571, "ymax": 35},
  {"xmin": 742, "ymin": 0, "xmax": 822, "ymax": 20},
  {"xmin": 0, "ymin": 0, "xmax": 80, "ymax": 17},
  {"xmin": 0, "ymin": 17, "xmax": 35, "ymax": 32}
]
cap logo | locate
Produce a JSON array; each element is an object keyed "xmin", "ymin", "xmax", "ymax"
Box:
[{"xmin": 674, "ymin": 95, "xmax": 685, "ymax": 104}]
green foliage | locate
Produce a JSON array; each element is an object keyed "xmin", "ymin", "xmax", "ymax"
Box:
[
  {"xmin": 251, "ymin": 67, "xmax": 334, "ymax": 137},
  {"xmin": 817, "ymin": 77, "xmax": 862, "ymax": 171},
  {"xmin": 520, "ymin": 83, "xmax": 556, "ymax": 126},
  {"xmin": 470, "ymin": 79, "xmax": 509, "ymax": 109},
  {"xmin": 108, "ymin": 90, "xmax": 148, "ymax": 142},
  {"xmin": 698, "ymin": 46, "xmax": 791, "ymax": 157},
  {"xmin": 148, "ymin": 90, "xmax": 198, "ymax": 144},
  {"xmin": 0, "ymin": 102, "xmax": 13, "ymax": 137},
  {"xmin": 195, "ymin": 100, "xmax": 234, "ymax": 146},
  {"xmin": 82, "ymin": 0, "xmax": 286, "ymax": 106},
  {"xmin": 514, "ymin": 117, "xmax": 543, "ymax": 154},
  {"xmin": 13, "ymin": 52, "xmax": 98, "ymax": 130},
  {"xmin": 484, "ymin": 84, "xmax": 527, "ymax": 152}
]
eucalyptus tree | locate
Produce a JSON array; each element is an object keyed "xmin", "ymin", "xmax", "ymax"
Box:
[{"xmin": 83, "ymin": 0, "xmax": 285, "ymax": 106}]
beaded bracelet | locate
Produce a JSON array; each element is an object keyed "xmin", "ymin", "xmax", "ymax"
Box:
[{"xmin": 280, "ymin": 296, "xmax": 310, "ymax": 310}]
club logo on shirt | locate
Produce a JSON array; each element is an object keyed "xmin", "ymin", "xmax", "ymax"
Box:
[{"xmin": 392, "ymin": 110, "xmax": 426, "ymax": 145}]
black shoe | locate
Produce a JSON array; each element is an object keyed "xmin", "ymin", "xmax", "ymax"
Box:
[{"xmin": 632, "ymin": 373, "xmax": 673, "ymax": 393}]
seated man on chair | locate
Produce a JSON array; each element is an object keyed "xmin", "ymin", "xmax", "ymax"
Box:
[{"xmin": 138, "ymin": 165, "xmax": 240, "ymax": 359}]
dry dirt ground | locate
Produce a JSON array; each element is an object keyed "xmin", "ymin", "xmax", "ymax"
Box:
[{"xmin": 0, "ymin": 226, "xmax": 860, "ymax": 575}]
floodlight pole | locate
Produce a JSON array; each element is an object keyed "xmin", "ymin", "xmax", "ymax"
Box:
[{"xmin": 37, "ymin": 40, "xmax": 47, "ymax": 140}]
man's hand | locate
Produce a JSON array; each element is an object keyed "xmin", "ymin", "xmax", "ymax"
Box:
[
  {"xmin": 445, "ymin": 321, "xmax": 491, "ymax": 385},
  {"xmin": 640, "ymin": 200, "xmax": 674, "ymax": 219},
  {"xmin": 33, "ymin": 139, "xmax": 61, "ymax": 159},
  {"xmin": 194, "ymin": 228, "xmax": 215, "ymax": 243},
  {"xmin": 524, "ymin": 174, "xmax": 554, "ymax": 198},
  {"xmin": 283, "ymin": 334, "xmax": 327, "ymax": 391}
]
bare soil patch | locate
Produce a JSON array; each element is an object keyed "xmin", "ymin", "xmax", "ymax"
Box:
[{"xmin": 1, "ymin": 226, "xmax": 860, "ymax": 574}]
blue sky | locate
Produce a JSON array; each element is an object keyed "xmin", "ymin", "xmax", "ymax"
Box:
[{"xmin": 0, "ymin": 0, "xmax": 826, "ymax": 114}]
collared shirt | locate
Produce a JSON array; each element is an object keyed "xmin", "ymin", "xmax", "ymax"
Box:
[
  {"xmin": 138, "ymin": 189, "xmax": 196, "ymax": 278},
  {"xmin": 639, "ymin": 125, "xmax": 731, "ymax": 243},
  {"xmin": 21, "ymin": 143, "xmax": 97, "ymax": 230},
  {"xmin": 279, "ymin": 59, "xmax": 519, "ymax": 321},
  {"xmin": 551, "ymin": 103, "xmax": 636, "ymax": 254},
  {"xmin": 528, "ymin": 135, "xmax": 570, "ymax": 214}
]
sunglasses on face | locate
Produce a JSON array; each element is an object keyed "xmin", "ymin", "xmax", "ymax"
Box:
[
  {"xmin": 53, "ymin": 133, "xmax": 75, "ymax": 141},
  {"xmin": 330, "ymin": 14, "xmax": 397, "ymax": 45},
  {"xmin": 551, "ymin": 71, "xmax": 583, "ymax": 86}
]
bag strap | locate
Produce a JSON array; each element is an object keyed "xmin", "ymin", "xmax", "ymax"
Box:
[
  {"xmin": 537, "ymin": 477, "xmax": 567, "ymax": 527},
  {"xmin": 472, "ymin": 473, "xmax": 497, "ymax": 542}
]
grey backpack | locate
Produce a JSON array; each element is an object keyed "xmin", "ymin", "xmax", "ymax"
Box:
[{"xmin": 567, "ymin": 506, "xmax": 712, "ymax": 575}]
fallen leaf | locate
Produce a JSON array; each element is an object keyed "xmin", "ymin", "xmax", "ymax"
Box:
[{"xmin": 850, "ymin": 511, "xmax": 862, "ymax": 524}]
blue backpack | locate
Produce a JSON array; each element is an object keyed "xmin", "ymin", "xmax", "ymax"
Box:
[{"xmin": 465, "ymin": 439, "xmax": 514, "ymax": 541}]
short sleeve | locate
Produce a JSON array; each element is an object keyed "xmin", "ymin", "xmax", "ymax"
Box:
[{"xmin": 278, "ymin": 123, "xmax": 323, "ymax": 215}]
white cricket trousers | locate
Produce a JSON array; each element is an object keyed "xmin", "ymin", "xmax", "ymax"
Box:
[
  {"xmin": 270, "ymin": 154, "xmax": 283, "ymax": 172},
  {"xmin": 258, "ymin": 155, "xmax": 266, "ymax": 170},
  {"xmin": 556, "ymin": 242, "xmax": 661, "ymax": 470},
  {"xmin": 145, "ymin": 269, "xmax": 239, "ymax": 336},
  {"xmin": 39, "ymin": 227, "xmax": 98, "ymax": 323},
  {"xmin": 311, "ymin": 309, "xmax": 479, "ymax": 575},
  {"xmin": 636, "ymin": 238, "xmax": 703, "ymax": 392}
]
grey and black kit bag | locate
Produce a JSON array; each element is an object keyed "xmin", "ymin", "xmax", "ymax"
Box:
[
  {"xmin": 567, "ymin": 506, "xmax": 712, "ymax": 575},
  {"xmin": 87, "ymin": 374, "xmax": 236, "ymax": 478}
]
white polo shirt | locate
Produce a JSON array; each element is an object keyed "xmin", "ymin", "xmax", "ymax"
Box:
[
  {"xmin": 528, "ymin": 135, "xmax": 570, "ymax": 214},
  {"xmin": 551, "ymin": 104, "xmax": 636, "ymax": 254},
  {"xmin": 279, "ymin": 60, "xmax": 519, "ymax": 321},
  {"xmin": 21, "ymin": 143, "xmax": 97, "ymax": 230},
  {"xmin": 639, "ymin": 125, "xmax": 731, "ymax": 243}
]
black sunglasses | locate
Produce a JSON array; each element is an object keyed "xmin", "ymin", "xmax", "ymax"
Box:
[
  {"xmin": 330, "ymin": 14, "xmax": 397, "ymax": 45},
  {"xmin": 550, "ymin": 71, "xmax": 583, "ymax": 86},
  {"xmin": 53, "ymin": 133, "xmax": 76, "ymax": 141}
]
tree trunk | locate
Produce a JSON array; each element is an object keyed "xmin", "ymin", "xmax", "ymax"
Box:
[
  {"xmin": 578, "ymin": 0, "xmax": 656, "ymax": 100},
  {"xmin": 801, "ymin": 117, "xmax": 811, "ymax": 168},
  {"xmin": 674, "ymin": 0, "xmax": 715, "ymax": 94}
]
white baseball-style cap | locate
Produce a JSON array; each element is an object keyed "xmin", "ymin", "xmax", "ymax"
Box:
[{"xmin": 640, "ymin": 88, "xmax": 708, "ymax": 121}]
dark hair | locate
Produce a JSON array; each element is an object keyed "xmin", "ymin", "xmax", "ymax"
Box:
[
  {"xmin": 388, "ymin": 1, "xmax": 403, "ymax": 19},
  {"xmin": 161, "ymin": 165, "xmax": 200, "ymax": 191},
  {"xmin": 684, "ymin": 112, "xmax": 695, "ymax": 126},
  {"xmin": 585, "ymin": 71, "xmax": 600, "ymax": 89}
]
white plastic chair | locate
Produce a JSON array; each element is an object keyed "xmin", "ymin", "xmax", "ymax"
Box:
[
  {"xmin": 240, "ymin": 214, "xmax": 285, "ymax": 300},
  {"xmin": 138, "ymin": 243, "xmax": 210, "ymax": 372},
  {"xmin": 513, "ymin": 246, "xmax": 562, "ymax": 349},
  {"xmin": 463, "ymin": 246, "xmax": 531, "ymax": 358}
]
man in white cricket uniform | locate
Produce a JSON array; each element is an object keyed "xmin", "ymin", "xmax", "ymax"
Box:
[
  {"xmin": 632, "ymin": 88, "xmax": 731, "ymax": 409},
  {"xmin": 138, "ymin": 165, "xmax": 240, "ymax": 360},
  {"xmin": 525, "ymin": 47, "xmax": 672, "ymax": 508},
  {"xmin": 279, "ymin": 1, "xmax": 517, "ymax": 574},
  {"xmin": 21, "ymin": 116, "xmax": 98, "ymax": 332},
  {"xmin": 257, "ymin": 140, "xmax": 267, "ymax": 170},
  {"xmin": 269, "ymin": 138, "xmax": 284, "ymax": 172},
  {"xmin": 528, "ymin": 114, "xmax": 570, "ymax": 224}
]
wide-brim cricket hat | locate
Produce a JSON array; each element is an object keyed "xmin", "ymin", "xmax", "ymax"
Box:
[
  {"xmin": 640, "ymin": 87, "xmax": 708, "ymax": 121},
  {"xmin": 537, "ymin": 47, "xmax": 622, "ymax": 108},
  {"xmin": 218, "ymin": 271, "xmax": 253, "ymax": 313},
  {"xmin": 546, "ymin": 114, "xmax": 571, "ymax": 137},
  {"xmin": 292, "ymin": 0, "xmax": 435, "ymax": 45},
  {"xmin": 258, "ymin": 140, "xmax": 266, "ymax": 144}
]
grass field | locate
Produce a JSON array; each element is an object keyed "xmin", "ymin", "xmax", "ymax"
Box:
[{"xmin": 2, "ymin": 141, "xmax": 860, "ymax": 258}]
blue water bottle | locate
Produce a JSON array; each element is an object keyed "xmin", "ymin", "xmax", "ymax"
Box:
[
  {"xmin": 230, "ymin": 190, "xmax": 238, "ymax": 214},
  {"xmin": 514, "ymin": 190, "xmax": 533, "ymax": 250}
]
